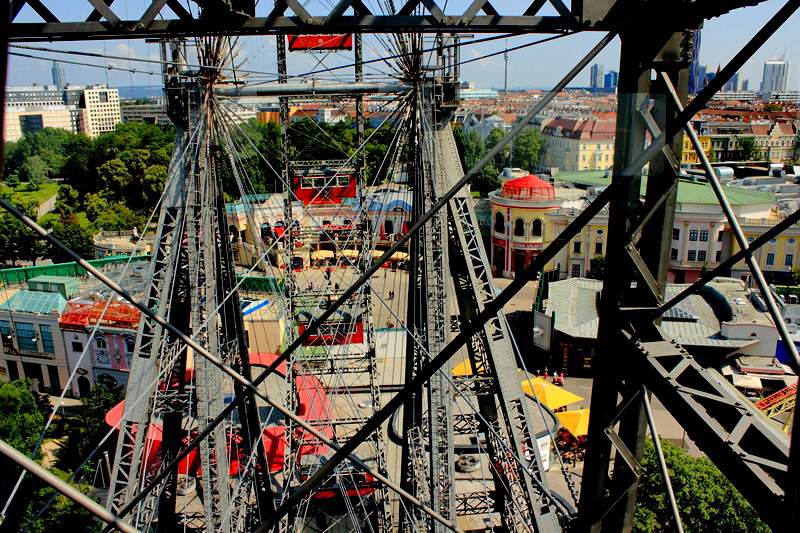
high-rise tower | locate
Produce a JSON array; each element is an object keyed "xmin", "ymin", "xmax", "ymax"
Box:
[
  {"xmin": 761, "ymin": 59, "xmax": 789, "ymax": 95},
  {"xmin": 51, "ymin": 61, "xmax": 66, "ymax": 89},
  {"xmin": 590, "ymin": 63, "xmax": 604, "ymax": 89}
]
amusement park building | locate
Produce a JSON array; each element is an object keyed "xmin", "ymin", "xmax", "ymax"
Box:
[{"xmin": 489, "ymin": 175, "xmax": 571, "ymax": 277}]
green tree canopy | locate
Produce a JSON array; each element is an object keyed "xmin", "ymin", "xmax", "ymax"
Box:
[
  {"xmin": 19, "ymin": 155, "xmax": 51, "ymax": 189},
  {"xmin": 0, "ymin": 380, "xmax": 45, "ymax": 454},
  {"xmin": 93, "ymin": 203, "xmax": 147, "ymax": 233},
  {"xmin": 510, "ymin": 129, "xmax": 545, "ymax": 172},
  {"xmin": 737, "ymin": 137, "xmax": 761, "ymax": 162},
  {"xmin": 633, "ymin": 438, "xmax": 769, "ymax": 533},
  {"xmin": 485, "ymin": 127, "xmax": 509, "ymax": 169},
  {"xmin": 47, "ymin": 212, "xmax": 94, "ymax": 263},
  {"xmin": 589, "ymin": 255, "xmax": 606, "ymax": 280},
  {"xmin": 54, "ymin": 185, "xmax": 80, "ymax": 215},
  {"xmin": 58, "ymin": 375, "xmax": 124, "ymax": 472},
  {"xmin": 0, "ymin": 198, "xmax": 43, "ymax": 266},
  {"xmin": 456, "ymin": 128, "xmax": 487, "ymax": 173}
]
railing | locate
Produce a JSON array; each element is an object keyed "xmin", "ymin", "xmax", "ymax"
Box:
[{"xmin": 755, "ymin": 382, "xmax": 797, "ymax": 417}]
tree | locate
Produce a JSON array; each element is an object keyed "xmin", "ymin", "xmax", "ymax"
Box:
[
  {"xmin": 5, "ymin": 172, "xmax": 21, "ymax": 189},
  {"xmin": 633, "ymin": 438, "xmax": 769, "ymax": 533},
  {"xmin": 763, "ymin": 103, "xmax": 782, "ymax": 112},
  {"xmin": 485, "ymin": 127, "xmax": 509, "ymax": 169},
  {"xmin": 737, "ymin": 137, "xmax": 761, "ymax": 162},
  {"xmin": 47, "ymin": 212, "xmax": 94, "ymax": 263},
  {"xmin": 54, "ymin": 184, "xmax": 81, "ymax": 215},
  {"xmin": 511, "ymin": 129, "xmax": 545, "ymax": 172},
  {"xmin": 589, "ymin": 255, "xmax": 605, "ymax": 280},
  {"xmin": 461, "ymin": 129, "xmax": 486, "ymax": 172},
  {"xmin": 58, "ymin": 375, "xmax": 124, "ymax": 472},
  {"xmin": 0, "ymin": 198, "xmax": 43, "ymax": 266},
  {"xmin": 705, "ymin": 144, "xmax": 718, "ymax": 163},
  {"xmin": 97, "ymin": 158, "xmax": 131, "ymax": 204},
  {"xmin": 84, "ymin": 194, "xmax": 110, "ymax": 223},
  {"xmin": 0, "ymin": 380, "xmax": 45, "ymax": 454},
  {"xmin": 471, "ymin": 164, "xmax": 501, "ymax": 197},
  {"xmin": 93, "ymin": 203, "xmax": 147, "ymax": 233},
  {"xmin": 19, "ymin": 155, "xmax": 51, "ymax": 189}
]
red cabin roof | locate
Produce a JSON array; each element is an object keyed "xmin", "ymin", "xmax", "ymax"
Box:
[{"xmin": 501, "ymin": 174, "xmax": 556, "ymax": 202}]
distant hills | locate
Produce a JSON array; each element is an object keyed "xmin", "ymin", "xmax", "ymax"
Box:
[{"xmin": 115, "ymin": 85, "xmax": 163, "ymax": 100}]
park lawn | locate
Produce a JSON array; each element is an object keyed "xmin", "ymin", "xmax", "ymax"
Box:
[{"xmin": 1, "ymin": 181, "xmax": 59, "ymax": 205}]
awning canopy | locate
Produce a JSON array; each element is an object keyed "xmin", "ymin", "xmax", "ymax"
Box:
[{"xmin": 732, "ymin": 373, "xmax": 763, "ymax": 389}]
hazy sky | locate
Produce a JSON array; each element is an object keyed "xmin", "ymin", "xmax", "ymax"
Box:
[{"xmin": 6, "ymin": 0, "xmax": 799, "ymax": 92}]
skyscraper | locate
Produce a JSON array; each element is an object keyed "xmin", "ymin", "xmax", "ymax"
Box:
[
  {"xmin": 688, "ymin": 29, "xmax": 702, "ymax": 94},
  {"xmin": 723, "ymin": 72, "xmax": 739, "ymax": 92},
  {"xmin": 590, "ymin": 63, "xmax": 604, "ymax": 89},
  {"xmin": 761, "ymin": 59, "xmax": 789, "ymax": 95},
  {"xmin": 603, "ymin": 71, "xmax": 619, "ymax": 89},
  {"xmin": 51, "ymin": 61, "xmax": 66, "ymax": 89}
]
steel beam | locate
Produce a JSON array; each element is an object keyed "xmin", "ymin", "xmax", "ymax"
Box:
[{"xmin": 215, "ymin": 82, "xmax": 412, "ymax": 97}]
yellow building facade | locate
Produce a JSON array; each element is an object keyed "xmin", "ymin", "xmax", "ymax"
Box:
[
  {"xmin": 540, "ymin": 118, "xmax": 615, "ymax": 172},
  {"xmin": 680, "ymin": 135, "xmax": 712, "ymax": 164}
]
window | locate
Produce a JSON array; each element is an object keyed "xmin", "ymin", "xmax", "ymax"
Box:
[
  {"xmin": 494, "ymin": 212, "xmax": 504, "ymax": 233},
  {"xmin": 789, "ymin": 239, "xmax": 796, "ymax": 244},
  {"xmin": 95, "ymin": 336, "xmax": 107, "ymax": 350},
  {"xmin": 716, "ymin": 250, "xmax": 722, "ymax": 262},
  {"xmin": 770, "ymin": 238, "xmax": 777, "ymax": 244},
  {"xmin": 125, "ymin": 337, "xmax": 136, "ymax": 354},
  {"xmin": 767, "ymin": 253, "xmax": 775, "ymax": 266},
  {"xmin": 699, "ymin": 230, "xmax": 709, "ymax": 241},
  {"xmin": 718, "ymin": 231, "xmax": 723, "ymax": 242},
  {"xmin": 571, "ymin": 264, "xmax": 582, "ymax": 278},
  {"xmin": 595, "ymin": 242, "xmax": 603, "ymax": 254},
  {"xmin": 672, "ymin": 228, "xmax": 680, "ymax": 240},
  {"xmin": 0, "ymin": 320, "xmax": 10, "ymax": 336},
  {"xmin": 573, "ymin": 241, "xmax": 581, "ymax": 254},
  {"xmin": 582, "ymin": 155, "xmax": 586, "ymax": 161},
  {"xmin": 786, "ymin": 254, "xmax": 794, "ymax": 267},
  {"xmin": 514, "ymin": 219, "xmax": 525, "ymax": 236},
  {"xmin": 71, "ymin": 342, "xmax": 83, "ymax": 352},
  {"xmin": 687, "ymin": 250, "xmax": 697, "ymax": 261},
  {"xmin": 698, "ymin": 250, "xmax": 707, "ymax": 262},
  {"xmin": 670, "ymin": 248, "xmax": 678, "ymax": 260},
  {"xmin": 532, "ymin": 219, "xmax": 543, "ymax": 237},
  {"xmin": 39, "ymin": 325, "xmax": 54, "ymax": 353},
  {"xmin": 689, "ymin": 230, "xmax": 698, "ymax": 241},
  {"xmin": 16, "ymin": 322, "xmax": 38, "ymax": 351}
]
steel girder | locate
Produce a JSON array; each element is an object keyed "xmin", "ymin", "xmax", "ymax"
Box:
[
  {"xmin": 8, "ymin": 0, "xmax": 769, "ymax": 41},
  {"xmin": 576, "ymin": 2, "xmax": 800, "ymax": 531}
]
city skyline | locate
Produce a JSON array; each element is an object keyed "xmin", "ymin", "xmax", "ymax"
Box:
[{"xmin": 6, "ymin": 0, "xmax": 799, "ymax": 92}]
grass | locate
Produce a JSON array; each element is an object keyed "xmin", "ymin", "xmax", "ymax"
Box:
[{"xmin": 1, "ymin": 181, "xmax": 59, "ymax": 206}]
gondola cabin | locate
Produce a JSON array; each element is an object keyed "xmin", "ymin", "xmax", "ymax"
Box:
[
  {"xmin": 288, "ymin": 35, "xmax": 353, "ymax": 52},
  {"xmin": 292, "ymin": 162, "xmax": 357, "ymax": 206},
  {"xmin": 296, "ymin": 308, "xmax": 364, "ymax": 346}
]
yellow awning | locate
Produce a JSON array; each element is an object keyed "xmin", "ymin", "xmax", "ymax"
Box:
[
  {"xmin": 522, "ymin": 378, "xmax": 583, "ymax": 410},
  {"xmin": 556, "ymin": 409, "xmax": 590, "ymax": 436}
]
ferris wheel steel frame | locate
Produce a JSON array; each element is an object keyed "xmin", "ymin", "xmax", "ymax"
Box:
[{"xmin": 3, "ymin": 1, "xmax": 800, "ymax": 532}]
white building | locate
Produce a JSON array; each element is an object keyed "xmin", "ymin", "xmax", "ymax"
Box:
[{"xmin": 82, "ymin": 85, "xmax": 121, "ymax": 137}]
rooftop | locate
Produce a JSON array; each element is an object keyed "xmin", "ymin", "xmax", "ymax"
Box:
[{"xmin": 0, "ymin": 290, "xmax": 67, "ymax": 315}]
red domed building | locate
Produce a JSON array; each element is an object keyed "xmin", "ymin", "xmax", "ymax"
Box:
[{"xmin": 489, "ymin": 175, "xmax": 561, "ymax": 277}]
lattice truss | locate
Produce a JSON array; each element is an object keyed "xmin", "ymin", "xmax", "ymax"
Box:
[{"xmin": 3, "ymin": 2, "xmax": 800, "ymax": 533}]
